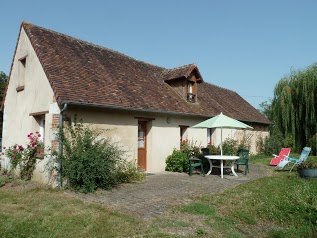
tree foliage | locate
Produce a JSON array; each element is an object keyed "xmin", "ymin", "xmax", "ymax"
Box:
[
  {"xmin": 0, "ymin": 71, "xmax": 8, "ymax": 136},
  {"xmin": 0, "ymin": 71, "xmax": 8, "ymax": 100},
  {"xmin": 271, "ymin": 64, "xmax": 317, "ymax": 155},
  {"xmin": 258, "ymin": 100, "xmax": 273, "ymax": 121}
]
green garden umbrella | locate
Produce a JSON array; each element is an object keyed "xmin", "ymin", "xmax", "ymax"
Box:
[{"xmin": 193, "ymin": 112, "xmax": 253, "ymax": 155}]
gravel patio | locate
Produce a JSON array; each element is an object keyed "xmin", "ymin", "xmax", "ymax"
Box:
[{"xmin": 72, "ymin": 163, "xmax": 273, "ymax": 219}]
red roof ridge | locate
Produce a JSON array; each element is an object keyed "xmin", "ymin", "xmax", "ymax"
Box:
[
  {"xmin": 162, "ymin": 63, "xmax": 196, "ymax": 74},
  {"xmin": 203, "ymin": 81, "xmax": 236, "ymax": 93}
]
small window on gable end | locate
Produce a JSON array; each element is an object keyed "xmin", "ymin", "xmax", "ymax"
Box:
[{"xmin": 16, "ymin": 56, "xmax": 26, "ymax": 92}]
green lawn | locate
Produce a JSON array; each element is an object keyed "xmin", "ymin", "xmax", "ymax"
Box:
[{"xmin": 1, "ymin": 155, "xmax": 317, "ymax": 237}]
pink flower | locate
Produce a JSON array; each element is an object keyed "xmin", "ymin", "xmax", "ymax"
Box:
[{"xmin": 37, "ymin": 134, "xmax": 41, "ymax": 137}]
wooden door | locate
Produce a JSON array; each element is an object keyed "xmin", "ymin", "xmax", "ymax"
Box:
[{"xmin": 138, "ymin": 121, "xmax": 147, "ymax": 170}]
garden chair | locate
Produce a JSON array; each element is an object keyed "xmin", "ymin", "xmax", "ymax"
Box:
[
  {"xmin": 185, "ymin": 150, "xmax": 205, "ymax": 176},
  {"xmin": 201, "ymin": 148, "xmax": 210, "ymax": 156},
  {"xmin": 235, "ymin": 149, "xmax": 249, "ymax": 175},
  {"xmin": 269, "ymin": 148, "xmax": 291, "ymax": 166},
  {"xmin": 276, "ymin": 147, "xmax": 311, "ymax": 172}
]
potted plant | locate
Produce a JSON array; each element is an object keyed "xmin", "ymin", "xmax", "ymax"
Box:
[{"xmin": 297, "ymin": 161, "xmax": 317, "ymax": 178}]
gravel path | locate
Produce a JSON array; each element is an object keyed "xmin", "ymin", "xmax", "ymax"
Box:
[{"xmin": 72, "ymin": 164, "xmax": 273, "ymax": 219}]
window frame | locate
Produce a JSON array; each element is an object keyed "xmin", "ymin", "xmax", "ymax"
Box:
[{"xmin": 17, "ymin": 55, "xmax": 27, "ymax": 92}]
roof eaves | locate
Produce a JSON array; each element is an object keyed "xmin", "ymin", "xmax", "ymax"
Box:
[{"xmin": 61, "ymin": 101, "xmax": 272, "ymax": 125}]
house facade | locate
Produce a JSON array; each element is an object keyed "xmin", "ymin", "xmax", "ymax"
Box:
[{"xmin": 1, "ymin": 22, "xmax": 271, "ymax": 183}]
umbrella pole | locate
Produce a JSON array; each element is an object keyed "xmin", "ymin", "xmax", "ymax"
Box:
[{"xmin": 220, "ymin": 127, "xmax": 223, "ymax": 156}]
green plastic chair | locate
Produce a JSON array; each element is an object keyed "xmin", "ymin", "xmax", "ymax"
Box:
[
  {"xmin": 185, "ymin": 150, "xmax": 205, "ymax": 176},
  {"xmin": 236, "ymin": 149, "xmax": 249, "ymax": 175}
]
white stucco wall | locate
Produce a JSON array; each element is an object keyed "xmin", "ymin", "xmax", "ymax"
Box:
[
  {"xmin": 58, "ymin": 108, "xmax": 270, "ymax": 174},
  {"xmin": 65, "ymin": 108, "xmax": 258, "ymax": 173},
  {"xmin": 2, "ymin": 28, "xmax": 59, "ymax": 183}
]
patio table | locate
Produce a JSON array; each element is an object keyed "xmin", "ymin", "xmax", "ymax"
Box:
[{"xmin": 204, "ymin": 155, "xmax": 239, "ymax": 179}]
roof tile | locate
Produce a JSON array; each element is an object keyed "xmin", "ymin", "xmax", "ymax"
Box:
[{"xmin": 21, "ymin": 22, "xmax": 270, "ymax": 124}]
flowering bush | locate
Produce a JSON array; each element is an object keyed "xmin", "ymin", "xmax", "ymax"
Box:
[
  {"xmin": 3, "ymin": 144, "xmax": 24, "ymax": 170},
  {"xmin": 298, "ymin": 161, "xmax": 317, "ymax": 169},
  {"xmin": 180, "ymin": 138, "xmax": 189, "ymax": 150},
  {"xmin": 180, "ymin": 139, "xmax": 201, "ymax": 157},
  {"xmin": 3, "ymin": 132, "xmax": 44, "ymax": 180}
]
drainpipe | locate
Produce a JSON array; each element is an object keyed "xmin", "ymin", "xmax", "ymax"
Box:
[{"xmin": 58, "ymin": 103, "xmax": 67, "ymax": 188}]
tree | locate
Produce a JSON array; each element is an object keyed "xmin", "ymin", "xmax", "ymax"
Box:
[
  {"xmin": 0, "ymin": 71, "xmax": 8, "ymax": 102},
  {"xmin": 0, "ymin": 71, "xmax": 8, "ymax": 137},
  {"xmin": 258, "ymin": 99, "xmax": 273, "ymax": 120},
  {"xmin": 271, "ymin": 64, "xmax": 317, "ymax": 155}
]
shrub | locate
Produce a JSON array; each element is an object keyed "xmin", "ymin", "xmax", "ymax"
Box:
[
  {"xmin": 116, "ymin": 161, "xmax": 145, "ymax": 183},
  {"xmin": 180, "ymin": 139, "xmax": 201, "ymax": 157},
  {"xmin": 4, "ymin": 144, "xmax": 24, "ymax": 170},
  {"xmin": 4, "ymin": 132, "xmax": 43, "ymax": 180},
  {"xmin": 207, "ymin": 144, "xmax": 220, "ymax": 155},
  {"xmin": 262, "ymin": 130, "xmax": 284, "ymax": 155},
  {"xmin": 222, "ymin": 138, "xmax": 238, "ymax": 155},
  {"xmin": 165, "ymin": 149, "xmax": 189, "ymax": 173},
  {"xmin": 59, "ymin": 119, "xmax": 143, "ymax": 193}
]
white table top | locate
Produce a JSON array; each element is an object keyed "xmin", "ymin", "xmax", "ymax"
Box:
[{"xmin": 205, "ymin": 155, "xmax": 239, "ymax": 160}]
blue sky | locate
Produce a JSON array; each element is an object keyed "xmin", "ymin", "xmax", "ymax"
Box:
[{"xmin": 1, "ymin": 0, "xmax": 317, "ymax": 109}]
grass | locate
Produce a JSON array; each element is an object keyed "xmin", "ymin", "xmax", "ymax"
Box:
[
  {"xmin": 171, "ymin": 171, "xmax": 317, "ymax": 237},
  {"xmin": 1, "ymin": 155, "xmax": 317, "ymax": 237},
  {"xmin": 0, "ymin": 183, "xmax": 147, "ymax": 238}
]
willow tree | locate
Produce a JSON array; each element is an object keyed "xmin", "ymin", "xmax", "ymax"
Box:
[{"xmin": 272, "ymin": 64, "xmax": 317, "ymax": 155}]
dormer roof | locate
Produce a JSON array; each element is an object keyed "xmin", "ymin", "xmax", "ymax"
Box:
[{"xmin": 162, "ymin": 64, "xmax": 203, "ymax": 82}]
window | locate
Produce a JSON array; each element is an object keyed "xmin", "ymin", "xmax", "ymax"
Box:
[
  {"xmin": 17, "ymin": 56, "xmax": 27, "ymax": 92},
  {"xmin": 33, "ymin": 114, "xmax": 46, "ymax": 145},
  {"xmin": 187, "ymin": 80, "xmax": 196, "ymax": 102},
  {"xmin": 207, "ymin": 128, "xmax": 211, "ymax": 145},
  {"xmin": 180, "ymin": 126, "xmax": 189, "ymax": 142},
  {"xmin": 188, "ymin": 81, "xmax": 193, "ymax": 94},
  {"xmin": 207, "ymin": 128, "xmax": 215, "ymax": 145}
]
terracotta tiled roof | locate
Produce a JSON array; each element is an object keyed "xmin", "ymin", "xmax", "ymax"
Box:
[
  {"xmin": 162, "ymin": 64, "xmax": 203, "ymax": 82},
  {"xmin": 19, "ymin": 22, "xmax": 270, "ymax": 124}
]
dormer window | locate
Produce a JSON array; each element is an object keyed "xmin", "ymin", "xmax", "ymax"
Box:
[
  {"xmin": 162, "ymin": 64, "xmax": 203, "ymax": 104},
  {"xmin": 187, "ymin": 80, "xmax": 196, "ymax": 103}
]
